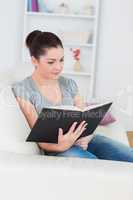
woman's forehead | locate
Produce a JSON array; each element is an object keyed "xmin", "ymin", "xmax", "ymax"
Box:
[{"xmin": 44, "ymin": 47, "xmax": 64, "ymax": 58}]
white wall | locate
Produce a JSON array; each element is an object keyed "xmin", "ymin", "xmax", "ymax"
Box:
[
  {"xmin": 95, "ymin": 0, "xmax": 133, "ymax": 130},
  {"xmin": 0, "ymin": 0, "xmax": 24, "ymax": 71},
  {"xmin": 0, "ymin": 0, "xmax": 133, "ymax": 130}
]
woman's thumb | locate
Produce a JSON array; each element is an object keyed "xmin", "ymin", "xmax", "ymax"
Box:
[{"xmin": 58, "ymin": 128, "xmax": 63, "ymax": 137}]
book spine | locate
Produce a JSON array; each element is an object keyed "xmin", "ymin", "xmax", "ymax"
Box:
[
  {"xmin": 27, "ymin": 0, "xmax": 32, "ymax": 12},
  {"xmin": 32, "ymin": 0, "xmax": 39, "ymax": 12},
  {"xmin": 38, "ymin": 0, "xmax": 48, "ymax": 12}
]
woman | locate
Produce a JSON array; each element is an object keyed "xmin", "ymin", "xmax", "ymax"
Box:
[{"xmin": 12, "ymin": 30, "xmax": 133, "ymax": 162}]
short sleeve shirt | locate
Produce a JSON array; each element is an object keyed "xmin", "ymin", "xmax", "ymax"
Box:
[{"xmin": 11, "ymin": 75, "xmax": 79, "ymax": 116}]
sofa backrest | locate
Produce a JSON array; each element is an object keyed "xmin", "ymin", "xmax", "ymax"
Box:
[{"xmin": 0, "ymin": 85, "xmax": 40, "ymax": 155}]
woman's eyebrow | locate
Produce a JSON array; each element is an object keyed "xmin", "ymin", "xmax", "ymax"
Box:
[{"xmin": 47, "ymin": 58, "xmax": 56, "ymax": 61}]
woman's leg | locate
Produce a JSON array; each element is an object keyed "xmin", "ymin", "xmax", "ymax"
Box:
[
  {"xmin": 87, "ymin": 134, "xmax": 133, "ymax": 162},
  {"xmin": 45, "ymin": 145, "xmax": 97, "ymax": 159}
]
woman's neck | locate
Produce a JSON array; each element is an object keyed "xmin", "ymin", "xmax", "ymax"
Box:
[{"xmin": 31, "ymin": 72, "xmax": 58, "ymax": 86}]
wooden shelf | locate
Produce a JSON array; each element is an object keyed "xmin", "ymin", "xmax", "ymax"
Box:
[{"xmin": 26, "ymin": 11, "xmax": 96, "ymax": 20}]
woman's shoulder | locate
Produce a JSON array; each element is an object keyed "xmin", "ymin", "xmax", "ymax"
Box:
[
  {"xmin": 11, "ymin": 76, "xmax": 33, "ymax": 101},
  {"xmin": 12, "ymin": 76, "xmax": 32, "ymax": 89}
]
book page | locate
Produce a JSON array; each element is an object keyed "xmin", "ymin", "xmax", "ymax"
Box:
[
  {"xmin": 43, "ymin": 105, "xmax": 82, "ymax": 111},
  {"xmin": 43, "ymin": 101, "xmax": 112, "ymax": 112},
  {"xmin": 82, "ymin": 101, "xmax": 113, "ymax": 112}
]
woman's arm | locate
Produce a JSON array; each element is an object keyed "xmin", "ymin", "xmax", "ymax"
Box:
[
  {"xmin": 16, "ymin": 97, "xmax": 61, "ymax": 152},
  {"xmin": 16, "ymin": 97, "xmax": 87, "ymax": 152}
]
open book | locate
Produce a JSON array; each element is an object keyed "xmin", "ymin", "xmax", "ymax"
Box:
[{"xmin": 26, "ymin": 102, "xmax": 113, "ymax": 143}]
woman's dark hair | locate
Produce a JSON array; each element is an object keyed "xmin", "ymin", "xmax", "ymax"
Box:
[{"xmin": 26, "ymin": 30, "xmax": 63, "ymax": 59}]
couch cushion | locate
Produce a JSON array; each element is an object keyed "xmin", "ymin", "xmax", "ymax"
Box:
[{"xmin": 0, "ymin": 85, "xmax": 40, "ymax": 154}]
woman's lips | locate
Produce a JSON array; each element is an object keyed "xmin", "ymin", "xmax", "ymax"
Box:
[{"xmin": 52, "ymin": 72, "xmax": 60, "ymax": 75}]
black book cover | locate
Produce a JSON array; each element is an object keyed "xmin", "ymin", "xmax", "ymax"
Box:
[{"xmin": 26, "ymin": 102, "xmax": 112, "ymax": 143}]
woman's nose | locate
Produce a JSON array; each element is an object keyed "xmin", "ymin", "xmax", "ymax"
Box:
[{"xmin": 54, "ymin": 62, "xmax": 63, "ymax": 70}]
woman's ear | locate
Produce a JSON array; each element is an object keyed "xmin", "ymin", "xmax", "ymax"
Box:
[{"xmin": 31, "ymin": 56, "xmax": 38, "ymax": 66}]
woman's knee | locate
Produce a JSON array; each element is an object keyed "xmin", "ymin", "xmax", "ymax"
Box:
[{"xmin": 88, "ymin": 134, "xmax": 133, "ymax": 162}]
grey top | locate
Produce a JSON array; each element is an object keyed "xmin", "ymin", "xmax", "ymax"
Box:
[{"xmin": 11, "ymin": 75, "xmax": 79, "ymax": 116}]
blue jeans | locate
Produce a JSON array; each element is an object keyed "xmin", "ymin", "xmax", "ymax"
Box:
[{"xmin": 45, "ymin": 135, "xmax": 133, "ymax": 162}]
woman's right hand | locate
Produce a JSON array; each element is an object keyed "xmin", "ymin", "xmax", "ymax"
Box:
[{"xmin": 57, "ymin": 121, "xmax": 87, "ymax": 152}]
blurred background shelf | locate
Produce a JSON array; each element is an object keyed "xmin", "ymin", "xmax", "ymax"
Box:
[
  {"xmin": 26, "ymin": 11, "xmax": 96, "ymax": 19},
  {"xmin": 62, "ymin": 71, "xmax": 92, "ymax": 76},
  {"xmin": 23, "ymin": 0, "xmax": 100, "ymax": 100}
]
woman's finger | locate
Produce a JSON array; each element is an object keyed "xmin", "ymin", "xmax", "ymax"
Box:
[
  {"xmin": 75, "ymin": 142, "xmax": 88, "ymax": 150},
  {"xmin": 58, "ymin": 128, "xmax": 63, "ymax": 139},
  {"xmin": 75, "ymin": 140, "xmax": 81, "ymax": 145},
  {"xmin": 75, "ymin": 127, "xmax": 87, "ymax": 139},
  {"xmin": 77, "ymin": 142, "xmax": 88, "ymax": 150},
  {"xmin": 75, "ymin": 121, "xmax": 87, "ymax": 135},
  {"xmin": 68, "ymin": 121, "xmax": 78, "ymax": 133},
  {"xmin": 82, "ymin": 145, "xmax": 88, "ymax": 150},
  {"xmin": 75, "ymin": 123, "xmax": 88, "ymax": 138},
  {"xmin": 80, "ymin": 141, "xmax": 88, "ymax": 146}
]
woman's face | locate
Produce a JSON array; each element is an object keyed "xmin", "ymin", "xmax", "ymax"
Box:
[{"xmin": 32, "ymin": 46, "xmax": 64, "ymax": 79}]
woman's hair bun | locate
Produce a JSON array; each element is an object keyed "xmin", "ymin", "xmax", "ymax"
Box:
[
  {"xmin": 25, "ymin": 29, "xmax": 63, "ymax": 59},
  {"xmin": 26, "ymin": 30, "xmax": 42, "ymax": 48}
]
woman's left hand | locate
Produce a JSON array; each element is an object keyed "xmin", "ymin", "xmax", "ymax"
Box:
[{"xmin": 75, "ymin": 135, "xmax": 94, "ymax": 150}]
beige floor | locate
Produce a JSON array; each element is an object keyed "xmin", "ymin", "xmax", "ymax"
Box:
[{"xmin": 127, "ymin": 132, "xmax": 133, "ymax": 147}]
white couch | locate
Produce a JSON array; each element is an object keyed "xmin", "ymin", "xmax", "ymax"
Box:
[{"xmin": 0, "ymin": 74, "xmax": 133, "ymax": 200}]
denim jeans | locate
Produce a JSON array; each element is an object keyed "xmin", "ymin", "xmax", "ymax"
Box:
[{"xmin": 45, "ymin": 135, "xmax": 133, "ymax": 162}]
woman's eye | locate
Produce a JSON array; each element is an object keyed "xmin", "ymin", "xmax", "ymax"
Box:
[{"xmin": 60, "ymin": 59, "xmax": 64, "ymax": 62}]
